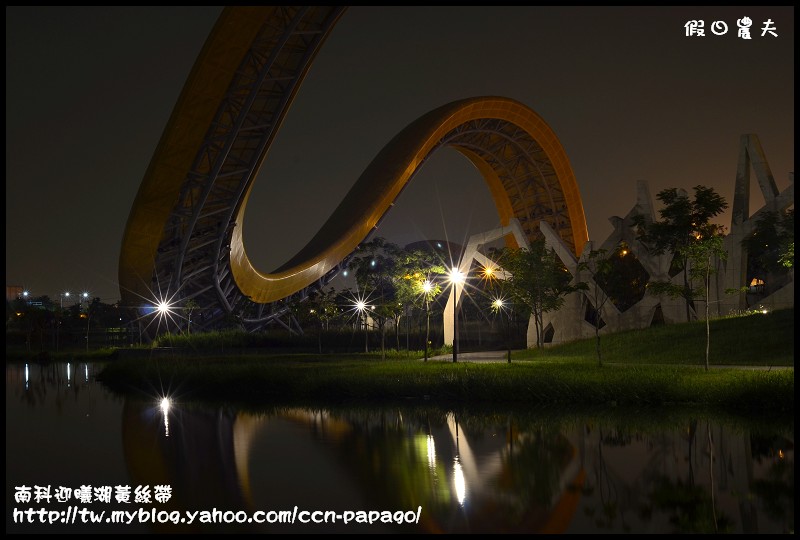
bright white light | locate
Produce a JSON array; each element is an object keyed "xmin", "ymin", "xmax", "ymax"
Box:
[
  {"xmin": 66, "ymin": 363, "xmax": 71, "ymax": 387},
  {"xmin": 426, "ymin": 434, "xmax": 436, "ymax": 470},
  {"xmin": 422, "ymin": 280, "xmax": 433, "ymax": 293},
  {"xmin": 25, "ymin": 364, "xmax": 29, "ymax": 386},
  {"xmin": 84, "ymin": 364, "xmax": 89, "ymax": 383},
  {"xmin": 453, "ymin": 457, "xmax": 466, "ymax": 505},
  {"xmin": 761, "ymin": 309, "xmax": 768, "ymax": 314},
  {"xmin": 160, "ymin": 397, "xmax": 171, "ymax": 437},
  {"xmin": 157, "ymin": 301, "xmax": 172, "ymax": 314},
  {"xmin": 356, "ymin": 301, "xmax": 366, "ymax": 312},
  {"xmin": 448, "ymin": 267, "xmax": 466, "ymax": 285},
  {"xmin": 343, "ymin": 270, "xmax": 348, "ymax": 277},
  {"xmin": 82, "ymin": 292, "xmax": 89, "ymax": 299},
  {"xmin": 64, "ymin": 292, "xmax": 70, "ymax": 298},
  {"xmin": 22, "ymin": 291, "xmax": 29, "ymax": 298},
  {"xmin": 493, "ymin": 298, "xmax": 504, "ymax": 309}
]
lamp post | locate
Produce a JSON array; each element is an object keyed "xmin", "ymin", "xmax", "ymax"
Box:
[
  {"xmin": 422, "ymin": 280, "xmax": 432, "ymax": 362},
  {"xmin": 57, "ymin": 291, "xmax": 70, "ymax": 353},
  {"xmin": 81, "ymin": 292, "xmax": 90, "ymax": 352},
  {"xmin": 356, "ymin": 300, "xmax": 368, "ymax": 353},
  {"xmin": 448, "ymin": 267, "xmax": 466, "ymax": 363},
  {"xmin": 493, "ymin": 298, "xmax": 511, "ymax": 363}
]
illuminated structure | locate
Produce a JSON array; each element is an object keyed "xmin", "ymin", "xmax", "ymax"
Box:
[
  {"xmin": 537, "ymin": 134, "xmax": 793, "ymax": 346},
  {"xmin": 119, "ymin": 6, "xmax": 588, "ymax": 333}
]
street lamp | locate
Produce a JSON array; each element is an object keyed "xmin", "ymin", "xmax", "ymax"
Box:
[
  {"xmin": 448, "ymin": 267, "xmax": 466, "ymax": 363},
  {"xmin": 81, "ymin": 292, "xmax": 90, "ymax": 353},
  {"xmin": 57, "ymin": 291, "xmax": 70, "ymax": 353},
  {"xmin": 422, "ymin": 280, "xmax": 433, "ymax": 362},
  {"xmin": 492, "ymin": 298, "xmax": 511, "ymax": 363},
  {"xmin": 355, "ymin": 300, "xmax": 368, "ymax": 353}
]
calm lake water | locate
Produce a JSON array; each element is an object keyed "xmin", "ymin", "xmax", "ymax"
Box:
[{"xmin": 6, "ymin": 362, "xmax": 794, "ymax": 534}]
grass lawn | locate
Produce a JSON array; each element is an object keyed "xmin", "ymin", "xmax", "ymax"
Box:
[{"xmin": 93, "ymin": 309, "xmax": 793, "ymax": 416}]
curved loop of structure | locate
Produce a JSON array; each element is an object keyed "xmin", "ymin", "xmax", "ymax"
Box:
[{"xmin": 119, "ymin": 6, "xmax": 588, "ymax": 332}]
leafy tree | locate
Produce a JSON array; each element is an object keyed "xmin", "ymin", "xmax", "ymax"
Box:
[
  {"xmin": 303, "ymin": 288, "xmax": 340, "ymax": 353},
  {"xmin": 577, "ymin": 248, "xmax": 614, "ymax": 366},
  {"xmin": 743, "ymin": 208, "xmax": 794, "ymax": 289},
  {"xmin": 685, "ymin": 229, "xmax": 728, "ymax": 370},
  {"xmin": 394, "ymin": 247, "xmax": 447, "ymax": 353},
  {"xmin": 632, "ymin": 185, "xmax": 728, "ymax": 322},
  {"xmin": 183, "ymin": 298, "xmax": 199, "ymax": 335},
  {"xmin": 348, "ymin": 237, "xmax": 402, "ymax": 360},
  {"xmin": 780, "ymin": 242, "xmax": 794, "ymax": 269},
  {"xmin": 497, "ymin": 239, "xmax": 583, "ymax": 348}
]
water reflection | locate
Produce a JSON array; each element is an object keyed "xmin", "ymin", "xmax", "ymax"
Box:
[
  {"xmin": 119, "ymin": 402, "xmax": 793, "ymax": 534},
  {"xmin": 5, "ymin": 363, "xmax": 794, "ymax": 534}
]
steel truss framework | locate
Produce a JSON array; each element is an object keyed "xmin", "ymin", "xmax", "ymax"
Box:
[{"xmin": 119, "ymin": 6, "xmax": 589, "ymax": 333}]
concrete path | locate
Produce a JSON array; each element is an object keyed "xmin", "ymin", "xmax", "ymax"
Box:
[{"xmin": 424, "ymin": 350, "xmax": 514, "ymax": 363}]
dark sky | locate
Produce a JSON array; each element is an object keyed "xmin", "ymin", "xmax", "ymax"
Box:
[{"xmin": 6, "ymin": 6, "xmax": 794, "ymax": 304}]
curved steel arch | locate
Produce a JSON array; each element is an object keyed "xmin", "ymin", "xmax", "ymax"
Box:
[{"xmin": 119, "ymin": 6, "xmax": 588, "ymax": 332}]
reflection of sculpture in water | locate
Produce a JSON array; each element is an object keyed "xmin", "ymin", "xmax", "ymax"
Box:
[
  {"xmin": 119, "ymin": 400, "xmax": 794, "ymax": 534},
  {"xmin": 121, "ymin": 400, "xmax": 257, "ymax": 533},
  {"xmin": 120, "ymin": 403, "xmax": 583, "ymax": 533}
]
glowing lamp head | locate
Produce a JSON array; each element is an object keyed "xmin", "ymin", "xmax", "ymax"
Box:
[
  {"xmin": 448, "ymin": 267, "xmax": 465, "ymax": 285},
  {"xmin": 422, "ymin": 280, "xmax": 433, "ymax": 293}
]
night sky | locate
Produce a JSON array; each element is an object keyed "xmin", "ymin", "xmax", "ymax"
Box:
[{"xmin": 6, "ymin": 6, "xmax": 794, "ymax": 305}]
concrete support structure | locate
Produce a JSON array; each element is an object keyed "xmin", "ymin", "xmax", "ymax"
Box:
[
  {"xmin": 443, "ymin": 219, "xmax": 527, "ymax": 346},
  {"xmin": 533, "ymin": 134, "xmax": 793, "ymax": 347}
]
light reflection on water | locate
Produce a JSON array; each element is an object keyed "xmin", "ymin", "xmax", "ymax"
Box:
[{"xmin": 6, "ymin": 362, "xmax": 794, "ymax": 534}]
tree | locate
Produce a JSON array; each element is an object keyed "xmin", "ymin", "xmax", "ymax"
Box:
[
  {"xmin": 743, "ymin": 208, "xmax": 794, "ymax": 291},
  {"xmin": 304, "ymin": 288, "xmax": 340, "ymax": 353},
  {"xmin": 183, "ymin": 298, "xmax": 199, "ymax": 335},
  {"xmin": 393, "ymin": 247, "xmax": 447, "ymax": 353},
  {"xmin": 348, "ymin": 237, "xmax": 401, "ymax": 360},
  {"xmin": 684, "ymin": 228, "xmax": 728, "ymax": 371},
  {"xmin": 577, "ymin": 248, "xmax": 614, "ymax": 366},
  {"xmin": 498, "ymin": 239, "xmax": 583, "ymax": 348},
  {"xmin": 633, "ymin": 185, "xmax": 728, "ymax": 322},
  {"xmin": 82, "ymin": 297, "xmax": 102, "ymax": 352}
]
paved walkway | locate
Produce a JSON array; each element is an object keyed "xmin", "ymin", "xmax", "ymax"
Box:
[{"xmin": 424, "ymin": 350, "xmax": 514, "ymax": 363}]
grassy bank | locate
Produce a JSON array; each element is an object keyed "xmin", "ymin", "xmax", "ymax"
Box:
[
  {"xmin": 517, "ymin": 308, "xmax": 794, "ymax": 366},
  {"xmin": 53, "ymin": 309, "xmax": 791, "ymax": 415},
  {"xmin": 98, "ymin": 355, "xmax": 793, "ymax": 416}
]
